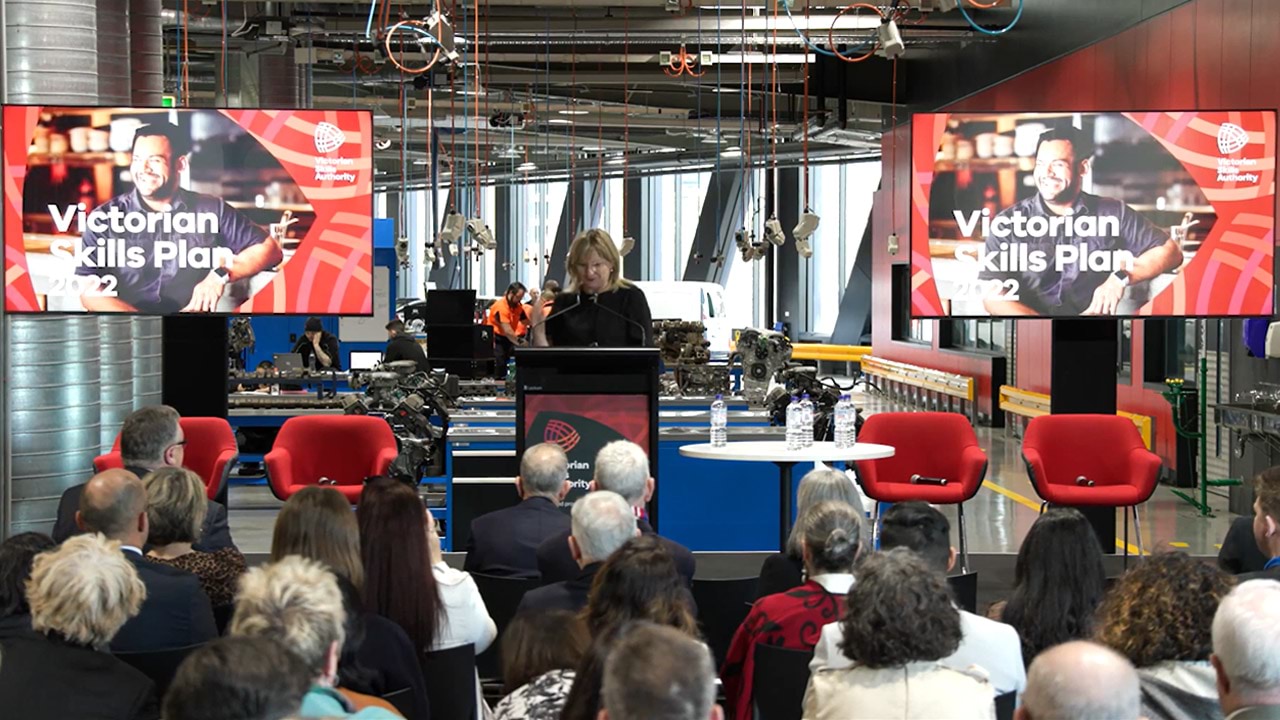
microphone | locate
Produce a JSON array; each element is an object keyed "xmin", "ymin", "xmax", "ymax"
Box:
[
  {"xmin": 1075, "ymin": 475, "xmax": 1095, "ymax": 487},
  {"xmin": 910, "ymin": 474, "xmax": 948, "ymax": 486},
  {"xmin": 586, "ymin": 292, "xmax": 651, "ymax": 346},
  {"xmin": 528, "ymin": 291, "xmax": 586, "ymax": 332}
]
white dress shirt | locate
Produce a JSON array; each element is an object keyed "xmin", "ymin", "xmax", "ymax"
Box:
[
  {"xmin": 430, "ymin": 562, "xmax": 498, "ymax": 654},
  {"xmin": 809, "ymin": 606, "xmax": 1026, "ymax": 695}
]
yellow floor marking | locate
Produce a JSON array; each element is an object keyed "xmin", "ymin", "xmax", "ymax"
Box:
[{"xmin": 981, "ymin": 480, "xmax": 1146, "ymax": 555}]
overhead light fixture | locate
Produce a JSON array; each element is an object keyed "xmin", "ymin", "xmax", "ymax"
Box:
[
  {"xmin": 794, "ymin": 208, "xmax": 820, "ymax": 258},
  {"xmin": 721, "ymin": 146, "xmax": 742, "ymax": 158},
  {"xmin": 878, "ymin": 19, "xmax": 905, "ymax": 58},
  {"xmin": 517, "ymin": 161, "xmax": 537, "ymax": 172},
  {"xmin": 763, "ymin": 215, "xmax": 785, "ymax": 246},
  {"xmin": 581, "ymin": 145, "xmax": 607, "ymax": 152},
  {"xmin": 548, "ymin": 118, "xmax": 573, "ymax": 125},
  {"xmin": 439, "ymin": 210, "xmax": 465, "ymax": 244},
  {"xmin": 558, "ymin": 108, "xmax": 590, "ymax": 116},
  {"xmin": 606, "ymin": 156, "xmax": 626, "ymax": 165},
  {"xmin": 466, "ymin": 217, "xmax": 496, "ymax": 250},
  {"xmin": 413, "ymin": 159, "xmax": 430, "ymax": 165}
]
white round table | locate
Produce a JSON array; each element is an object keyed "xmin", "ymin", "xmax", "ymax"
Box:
[{"xmin": 680, "ymin": 441, "xmax": 895, "ymax": 549}]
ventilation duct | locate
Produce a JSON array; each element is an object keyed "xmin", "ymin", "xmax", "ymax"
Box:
[
  {"xmin": 97, "ymin": 0, "xmax": 131, "ymax": 103},
  {"xmin": 99, "ymin": 318, "xmax": 135, "ymax": 453},
  {"xmin": 4, "ymin": 0, "xmax": 99, "ymax": 103},
  {"xmin": 129, "ymin": 0, "xmax": 163, "ymax": 104}
]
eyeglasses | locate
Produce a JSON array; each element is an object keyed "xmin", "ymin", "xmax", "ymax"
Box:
[{"xmin": 573, "ymin": 260, "xmax": 611, "ymax": 275}]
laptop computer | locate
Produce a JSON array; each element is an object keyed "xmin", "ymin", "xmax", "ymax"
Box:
[
  {"xmin": 349, "ymin": 351, "xmax": 383, "ymax": 371},
  {"xmin": 273, "ymin": 353, "xmax": 303, "ymax": 372}
]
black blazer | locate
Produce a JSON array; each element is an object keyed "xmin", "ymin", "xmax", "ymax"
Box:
[
  {"xmin": 355, "ymin": 612, "xmax": 431, "ymax": 720},
  {"xmin": 535, "ymin": 519, "xmax": 695, "ymax": 587},
  {"xmin": 384, "ymin": 335, "xmax": 431, "ymax": 374},
  {"xmin": 545, "ymin": 286, "xmax": 654, "ymax": 348},
  {"xmin": 516, "ymin": 563, "xmax": 602, "ymax": 615},
  {"xmin": 1220, "ymin": 515, "xmax": 1269, "ymax": 575},
  {"xmin": 52, "ymin": 479, "xmax": 235, "ymax": 552},
  {"xmin": 1239, "ymin": 566, "xmax": 1280, "ymax": 583},
  {"xmin": 464, "ymin": 496, "xmax": 572, "ymax": 579},
  {"xmin": 111, "ymin": 551, "xmax": 217, "ymax": 653},
  {"xmin": 755, "ymin": 552, "xmax": 805, "ymax": 599},
  {"xmin": 0, "ymin": 613, "xmax": 35, "ymax": 642},
  {"xmin": 0, "ymin": 634, "xmax": 159, "ymax": 720}
]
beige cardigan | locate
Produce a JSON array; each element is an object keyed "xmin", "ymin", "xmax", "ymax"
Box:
[{"xmin": 802, "ymin": 660, "xmax": 996, "ymax": 720}]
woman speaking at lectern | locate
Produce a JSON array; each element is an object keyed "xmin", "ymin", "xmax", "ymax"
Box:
[{"xmin": 529, "ymin": 229, "xmax": 653, "ymax": 348}]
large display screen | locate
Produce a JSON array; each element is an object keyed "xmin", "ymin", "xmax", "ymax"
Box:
[
  {"xmin": 910, "ymin": 111, "xmax": 1276, "ymax": 318},
  {"xmin": 3, "ymin": 106, "xmax": 373, "ymax": 315},
  {"xmin": 523, "ymin": 393, "xmax": 652, "ymax": 506}
]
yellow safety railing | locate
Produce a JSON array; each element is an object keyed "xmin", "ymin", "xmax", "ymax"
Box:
[
  {"xmin": 863, "ymin": 356, "xmax": 975, "ymax": 402},
  {"xmin": 790, "ymin": 344, "xmax": 872, "ymax": 363},
  {"xmin": 999, "ymin": 385, "xmax": 1153, "ymax": 449}
]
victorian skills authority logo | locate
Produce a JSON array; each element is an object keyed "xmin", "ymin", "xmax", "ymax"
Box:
[
  {"xmin": 1217, "ymin": 123, "xmax": 1249, "ymax": 155},
  {"xmin": 544, "ymin": 419, "xmax": 582, "ymax": 452},
  {"xmin": 313, "ymin": 121, "xmax": 356, "ymax": 183},
  {"xmin": 314, "ymin": 121, "xmax": 347, "ymax": 153},
  {"xmin": 1215, "ymin": 121, "xmax": 1258, "ymax": 184}
]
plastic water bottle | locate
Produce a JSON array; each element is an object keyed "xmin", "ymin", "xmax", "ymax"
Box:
[
  {"xmin": 710, "ymin": 394, "xmax": 728, "ymax": 447},
  {"xmin": 799, "ymin": 393, "xmax": 815, "ymax": 448},
  {"xmin": 834, "ymin": 394, "xmax": 857, "ymax": 449},
  {"xmin": 785, "ymin": 396, "xmax": 803, "ymax": 451}
]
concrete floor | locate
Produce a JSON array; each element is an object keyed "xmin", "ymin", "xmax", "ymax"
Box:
[{"xmin": 225, "ymin": 390, "xmax": 1238, "ymax": 558}]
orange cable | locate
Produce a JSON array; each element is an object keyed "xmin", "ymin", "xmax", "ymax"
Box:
[
  {"xmin": 771, "ymin": 0, "xmax": 779, "ymax": 212},
  {"xmin": 967, "ymin": 0, "xmax": 1002, "ymax": 8},
  {"xmin": 181, "ymin": 0, "xmax": 190, "ymax": 105},
  {"xmin": 828, "ymin": 3, "xmax": 883, "ymax": 64},
  {"xmin": 622, "ymin": 6, "xmax": 630, "ymax": 236},
  {"xmin": 802, "ymin": 0, "xmax": 810, "ymax": 208}
]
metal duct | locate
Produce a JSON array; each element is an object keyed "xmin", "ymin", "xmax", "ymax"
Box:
[
  {"xmin": 129, "ymin": 0, "xmax": 163, "ymax": 104},
  {"xmin": 131, "ymin": 317, "xmax": 164, "ymax": 408},
  {"xmin": 97, "ymin": 0, "xmax": 131, "ymax": 103},
  {"xmin": 7, "ymin": 320, "xmax": 103, "ymax": 534},
  {"xmin": 99, "ymin": 318, "xmax": 135, "ymax": 453},
  {"xmin": 259, "ymin": 51, "xmax": 299, "ymax": 107},
  {"xmin": 4, "ymin": 0, "xmax": 98, "ymax": 103}
]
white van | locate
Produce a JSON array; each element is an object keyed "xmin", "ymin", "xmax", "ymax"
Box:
[{"xmin": 632, "ymin": 281, "xmax": 732, "ymax": 357}]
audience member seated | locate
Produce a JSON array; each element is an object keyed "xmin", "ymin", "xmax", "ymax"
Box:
[
  {"xmin": 0, "ymin": 532, "xmax": 54, "ymax": 640},
  {"xmin": 492, "ymin": 610, "xmax": 589, "ymax": 720},
  {"xmin": 272, "ymin": 486, "xmax": 429, "ymax": 720},
  {"xmin": 990, "ymin": 507, "xmax": 1106, "ymax": 667},
  {"xmin": 1219, "ymin": 515, "xmax": 1268, "ymax": 575},
  {"xmin": 230, "ymin": 556, "xmax": 402, "ymax": 719},
  {"xmin": 1016, "ymin": 641, "xmax": 1142, "ymax": 720},
  {"xmin": 1241, "ymin": 467, "xmax": 1280, "ymax": 581},
  {"xmin": 560, "ymin": 535, "xmax": 700, "ymax": 720},
  {"xmin": 163, "ymin": 636, "xmax": 313, "ymax": 720},
  {"xmin": 54, "ymin": 405, "xmax": 235, "ymax": 550},
  {"xmin": 465, "ymin": 443, "xmax": 572, "ymax": 579},
  {"xmin": 537, "ymin": 441, "xmax": 694, "ymax": 586},
  {"xmin": 723, "ymin": 501, "xmax": 861, "ymax": 720},
  {"xmin": 811, "ymin": 501, "xmax": 1026, "ymax": 696},
  {"xmin": 517, "ymin": 491, "xmax": 637, "ymax": 614},
  {"xmin": 0, "ymin": 534, "xmax": 157, "ymax": 720},
  {"xmin": 600, "ymin": 621, "xmax": 724, "ymax": 720},
  {"xmin": 1210, "ymin": 579, "xmax": 1280, "ymax": 720},
  {"xmin": 1094, "ymin": 551, "xmax": 1234, "ymax": 720},
  {"xmin": 756, "ymin": 468, "xmax": 862, "ymax": 598},
  {"xmin": 803, "ymin": 548, "xmax": 995, "ymax": 720},
  {"xmin": 142, "ymin": 467, "xmax": 246, "ymax": 611},
  {"xmin": 76, "ymin": 468, "xmax": 217, "ymax": 652},
  {"xmin": 359, "ymin": 477, "xmax": 496, "ymax": 656}
]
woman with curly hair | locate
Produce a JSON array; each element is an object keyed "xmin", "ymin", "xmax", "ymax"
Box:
[
  {"xmin": 723, "ymin": 501, "xmax": 862, "ymax": 720},
  {"xmin": 1094, "ymin": 552, "xmax": 1235, "ymax": 720},
  {"xmin": 994, "ymin": 507, "xmax": 1107, "ymax": 666},
  {"xmin": 803, "ymin": 548, "xmax": 995, "ymax": 720}
]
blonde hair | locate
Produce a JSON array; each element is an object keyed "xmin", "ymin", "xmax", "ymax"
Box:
[
  {"xmin": 143, "ymin": 466, "xmax": 208, "ymax": 546},
  {"xmin": 567, "ymin": 228, "xmax": 629, "ymax": 293},
  {"xmin": 230, "ymin": 556, "xmax": 346, "ymax": 676},
  {"xmin": 27, "ymin": 534, "xmax": 145, "ymax": 648},
  {"xmin": 270, "ymin": 486, "xmax": 365, "ymax": 590}
]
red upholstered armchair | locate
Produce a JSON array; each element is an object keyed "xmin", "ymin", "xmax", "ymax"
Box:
[
  {"xmin": 94, "ymin": 417, "xmax": 239, "ymax": 501},
  {"xmin": 1021, "ymin": 414, "xmax": 1162, "ymax": 555},
  {"xmin": 854, "ymin": 412, "xmax": 987, "ymax": 570},
  {"xmin": 265, "ymin": 416, "xmax": 398, "ymax": 502}
]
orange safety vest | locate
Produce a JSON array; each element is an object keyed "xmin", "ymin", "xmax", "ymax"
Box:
[{"xmin": 488, "ymin": 297, "xmax": 529, "ymax": 337}]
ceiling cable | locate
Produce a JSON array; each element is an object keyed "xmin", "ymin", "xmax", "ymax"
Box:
[{"xmin": 829, "ymin": 3, "xmax": 883, "ymax": 63}]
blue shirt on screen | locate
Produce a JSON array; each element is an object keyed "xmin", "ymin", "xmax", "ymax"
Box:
[{"xmin": 1264, "ymin": 556, "xmax": 1280, "ymax": 571}]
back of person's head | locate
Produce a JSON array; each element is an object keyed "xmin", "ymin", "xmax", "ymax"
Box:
[
  {"xmin": 120, "ymin": 405, "xmax": 181, "ymax": 466},
  {"xmin": 356, "ymin": 476, "xmax": 442, "ymax": 654},
  {"xmin": 543, "ymin": 278, "xmax": 561, "ymax": 294},
  {"xmin": 230, "ymin": 555, "xmax": 345, "ymax": 680},
  {"xmin": 1253, "ymin": 466, "xmax": 1280, "ymax": 541},
  {"xmin": 800, "ymin": 500, "xmax": 862, "ymax": 575},
  {"xmin": 385, "ymin": 319, "xmax": 406, "ymax": 335},
  {"xmin": 786, "ymin": 469, "xmax": 861, "ymax": 557},
  {"xmin": 571, "ymin": 490, "xmax": 637, "ymax": 565},
  {"xmin": 1094, "ymin": 552, "xmax": 1234, "ymax": 667},
  {"xmin": 0, "ymin": 532, "xmax": 55, "ymax": 617},
  {"xmin": 27, "ymin": 533, "xmax": 145, "ymax": 649},
  {"xmin": 520, "ymin": 442, "xmax": 569, "ymax": 499},
  {"xmin": 585, "ymin": 534, "xmax": 696, "ymax": 637},
  {"xmin": 164, "ymin": 636, "xmax": 313, "ymax": 720},
  {"xmin": 1212, "ymin": 579, "xmax": 1280, "ymax": 707},
  {"xmin": 271, "ymin": 485, "xmax": 364, "ymax": 590},
  {"xmin": 501, "ymin": 609, "xmax": 589, "ymax": 694},
  {"xmin": 142, "ymin": 466, "xmax": 208, "ymax": 547},
  {"xmin": 839, "ymin": 547, "xmax": 960, "ymax": 668},
  {"xmin": 78, "ymin": 468, "xmax": 147, "ymax": 541},
  {"xmin": 601, "ymin": 622, "xmax": 720, "ymax": 720},
  {"xmin": 593, "ymin": 441, "xmax": 650, "ymax": 505},
  {"xmin": 1003, "ymin": 507, "xmax": 1106, "ymax": 664},
  {"xmin": 880, "ymin": 501, "xmax": 952, "ymax": 574},
  {"xmin": 1019, "ymin": 641, "xmax": 1141, "ymax": 720}
]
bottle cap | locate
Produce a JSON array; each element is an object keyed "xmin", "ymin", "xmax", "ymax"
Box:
[
  {"xmin": 802, "ymin": 393, "xmax": 810, "ymax": 400},
  {"xmin": 715, "ymin": 393, "xmax": 723, "ymax": 400}
]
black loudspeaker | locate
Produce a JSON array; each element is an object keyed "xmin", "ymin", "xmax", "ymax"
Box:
[
  {"xmin": 424, "ymin": 289, "xmax": 477, "ymax": 325},
  {"xmin": 427, "ymin": 324, "xmax": 493, "ymax": 360}
]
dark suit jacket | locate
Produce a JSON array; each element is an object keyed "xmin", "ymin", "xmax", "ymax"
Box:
[
  {"xmin": 110, "ymin": 551, "xmax": 217, "ymax": 653},
  {"xmin": 355, "ymin": 612, "xmax": 431, "ymax": 720},
  {"xmin": 0, "ymin": 613, "xmax": 35, "ymax": 641},
  {"xmin": 52, "ymin": 475, "xmax": 235, "ymax": 552},
  {"xmin": 516, "ymin": 563, "xmax": 602, "ymax": 615},
  {"xmin": 384, "ymin": 335, "xmax": 431, "ymax": 374},
  {"xmin": 755, "ymin": 552, "xmax": 805, "ymax": 599},
  {"xmin": 1238, "ymin": 565, "xmax": 1280, "ymax": 583},
  {"xmin": 464, "ymin": 496, "xmax": 571, "ymax": 579},
  {"xmin": 1221, "ymin": 515, "xmax": 1269, "ymax": 575},
  {"xmin": 0, "ymin": 633, "xmax": 159, "ymax": 720},
  {"xmin": 535, "ymin": 518, "xmax": 695, "ymax": 587}
]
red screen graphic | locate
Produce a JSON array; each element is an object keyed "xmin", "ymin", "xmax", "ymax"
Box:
[
  {"xmin": 523, "ymin": 394, "xmax": 652, "ymax": 491},
  {"xmin": 3, "ymin": 106, "xmax": 373, "ymax": 315},
  {"xmin": 910, "ymin": 111, "xmax": 1276, "ymax": 318}
]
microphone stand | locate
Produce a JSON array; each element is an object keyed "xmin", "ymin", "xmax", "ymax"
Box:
[{"xmin": 585, "ymin": 292, "xmax": 651, "ymax": 346}]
